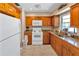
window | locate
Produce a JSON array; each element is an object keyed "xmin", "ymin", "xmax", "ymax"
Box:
[
  {"xmin": 61, "ymin": 13, "xmax": 70, "ymax": 30},
  {"xmin": 61, "ymin": 12, "xmax": 77, "ymax": 33}
]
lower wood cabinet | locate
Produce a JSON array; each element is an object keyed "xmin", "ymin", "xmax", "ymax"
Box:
[
  {"xmin": 62, "ymin": 41, "xmax": 79, "ymax": 56},
  {"xmin": 28, "ymin": 32, "xmax": 32, "ymax": 45},
  {"xmin": 50, "ymin": 32, "xmax": 79, "ymax": 56},
  {"xmin": 55, "ymin": 36, "xmax": 62, "ymax": 56},
  {"xmin": 50, "ymin": 33, "xmax": 62, "ymax": 56},
  {"xmin": 43, "ymin": 31, "xmax": 50, "ymax": 44},
  {"xmin": 25, "ymin": 31, "xmax": 32, "ymax": 45},
  {"xmin": 50, "ymin": 33, "xmax": 56, "ymax": 49},
  {"xmin": 25, "ymin": 31, "xmax": 50, "ymax": 45},
  {"xmin": 62, "ymin": 41, "xmax": 71, "ymax": 56}
]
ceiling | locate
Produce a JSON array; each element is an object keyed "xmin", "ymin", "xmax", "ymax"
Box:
[{"xmin": 19, "ymin": 3, "xmax": 65, "ymax": 16}]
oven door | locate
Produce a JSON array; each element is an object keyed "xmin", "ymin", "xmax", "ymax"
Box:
[{"xmin": 32, "ymin": 32, "xmax": 43, "ymax": 45}]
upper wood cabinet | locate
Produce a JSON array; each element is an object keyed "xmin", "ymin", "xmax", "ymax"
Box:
[
  {"xmin": 51, "ymin": 15, "xmax": 60, "ymax": 27},
  {"xmin": 25, "ymin": 16, "xmax": 32, "ymax": 26},
  {"xmin": 0, "ymin": 3, "xmax": 21, "ymax": 19},
  {"xmin": 25, "ymin": 16, "xmax": 51, "ymax": 26},
  {"xmin": 70, "ymin": 3, "xmax": 79, "ymax": 28},
  {"xmin": 41, "ymin": 17, "xmax": 51, "ymax": 26}
]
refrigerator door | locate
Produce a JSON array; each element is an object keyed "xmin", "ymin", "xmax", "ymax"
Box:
[
  {"xmin": 0, "ymin": 33, "xmax": 20, "ymax": 56},
  {"xmin": 0, "ymin": 43, "xmax": 1, "ymax": 55},
  {"xmin": 0, "ymin": 13, "xmax": 21, "ymax": 41},
  {"xmin": 0, "ymin": 13, "xmax": 21, "ymax": 56}
]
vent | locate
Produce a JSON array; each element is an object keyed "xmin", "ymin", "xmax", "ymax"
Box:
[
  {"xmin": 15, "ymin": 3, "xmax": 20, "ymax": 6},
  {"xmin": 35, "ymin": 4, "xmax": 41, "ymax": 9},
  {"xmin": 58, "ymin": 4, "xmax": 67, "ymax": 10}
]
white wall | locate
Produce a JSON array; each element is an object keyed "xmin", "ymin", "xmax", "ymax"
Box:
[
  {"xmin": 21, "ymin": 9, "xmax": 27, "ymax": 46},
  {"xmin": 26, "ymin": 12, "xmax": 50, "ymax": 16}
]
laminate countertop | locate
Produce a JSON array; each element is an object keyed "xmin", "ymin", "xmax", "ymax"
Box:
[{"xmin": 50, "ymin": 31, "xmax": 79, "ymax": 49}]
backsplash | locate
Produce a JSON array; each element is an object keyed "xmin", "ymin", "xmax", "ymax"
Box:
[{"xmin": 26, "ymin": 26, "xmax": 52, "ymax": 31}]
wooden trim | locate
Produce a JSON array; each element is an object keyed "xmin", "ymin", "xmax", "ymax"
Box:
[{"xmin": 71, "ymin": 3, "xmax": 79, "ymax": 9}]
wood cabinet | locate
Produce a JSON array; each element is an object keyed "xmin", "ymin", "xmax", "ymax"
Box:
[
  {"xmin": 0, "ymin": 3, "xmax": 21, "ymax": 19},
  {"xmin": 62, "ymin": 41, "xmax": 71, "ymax": 56},
  {"xmin": 51, "ymin": 15, "xmax": 60, "ymax": 27},
  {"xmin": 25, "ymin": 31, "xmax": 32, "ymax": 45},
  {"xmin": 70, "ymin": 3, "xmax": 79, "ymax": 28},
  {"xmin": 50, "ymin": 33, "xmax": 62, "ymax": 56},
  {"xmin": 28, "ymin": 32, "xmax": 32, "ymax": 45},
  {"xmin": 55, "ymin": 36, "xmax": 62, "ymax": 56},
  {"xmin": 41, "ymin": 17, "xmax": 51, "ymax": 26},
  {"xmin": 25, "ymin": 16, "xmax": 51, "ymax": 26},
  {"xmin": 25, "ymin": 31, "xmax": 50, "ymax": 45},
  {"xmin": 62, "ymin": 40, "xmax": 79, "ymax": 56},
  {"xmin": 50, "ymin": 33, "xmax": 56, "ymax": 49},
  {"xmin": 43, "ymin": 31, "xmax": 50, "ymax": 44},
  {"xmin": 25, "ymin": 16, "xmax": 32, "ymax": 26},
  {"xmin": 50, "ymin": 32, "xmax": 79, "ymax": 56}
]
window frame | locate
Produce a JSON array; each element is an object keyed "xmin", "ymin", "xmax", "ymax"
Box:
[
  {"xmin": 60, "ymin": 11, "xmax": 77, "ymax": 33},
  {"xmin": 60, "ymin": 11, "xmax": 70, "ymax": 30}
]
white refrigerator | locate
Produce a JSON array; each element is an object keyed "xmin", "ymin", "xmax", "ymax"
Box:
[{"xmin": 0, "ymin": 13, "xmax": 21, "ymax": 56}]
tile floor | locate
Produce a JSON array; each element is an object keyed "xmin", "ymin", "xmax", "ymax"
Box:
[{"xmin": 20, "ymin": 45, "xmax": 57, "ymax": 56}]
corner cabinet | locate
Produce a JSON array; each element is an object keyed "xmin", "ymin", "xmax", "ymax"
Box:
[
  {"xmin": 51, "ymin": 15, "xmax": 60, "ymax": 27},
  {"xmin": 70, "ymin": 3, "xmax": 79, "ymax": 28}
]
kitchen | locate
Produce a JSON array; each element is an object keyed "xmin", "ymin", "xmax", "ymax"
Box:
[
  {"xmin": 21, "ymin": 3, "xmax": 79, "ymax": 56},
  {"xmin": 0, "ymin": 3, "xmax": 79, "ymax": 56}
]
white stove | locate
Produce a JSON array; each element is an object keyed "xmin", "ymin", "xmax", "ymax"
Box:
[{"xmin": 32, "ymin": 20, "xmax": 43, "ymax": 45}]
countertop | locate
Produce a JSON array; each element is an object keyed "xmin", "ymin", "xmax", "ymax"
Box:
[
  {"xmin": 50, "ymin": 31, "xmax": 79, "ymax": 49},
  {"xmin": 24, "ymin": 30, "xmax": 79, "ymax": 48}
]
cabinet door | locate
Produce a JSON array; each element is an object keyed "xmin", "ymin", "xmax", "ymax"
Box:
[
  {"xmin": 50, "ymin": 34, "xmax": 53, "ymax": 47},
  {"xmin": 70, "ymin": 4, "xmax": 79, "ymax": 27},
  {"xmin": 25, "ymin": 17, "xmax": 32, "ymax": 26},
  {"xmin": 54, "ymin": 16, "xmax": 60, "ymax": 27},
  {"xmin": 50, "ymin": 33, "xmax": 62, "ymax": 55},
  {"xmin": 51, "ymin": 15, "xmax": 59, "ymax": 27},
  {"xmin": 55, "ymin": 37, "xmax": 62, "ymax": 56},
  {"xmin": 62, "ymin": 45, "xmax": 70, "ymax": 56},
  {"xmin": 51, "ymin": 16, "xmax": 54, "ymax": 26},
  {"xmin": 62, "ymin": 41, "xmax": 70, "ymax": 56},
  {"xmin": 43, "ymin": 32, "xmax": 49, "ymax": 44},
  {"xmin": 27, "ymin": 32, "xmax": 32, "ymax": 45},
  {"xmin": 42, "ymin": 17, "xmax": 51, "ymax": 26},
  {"xmin": 50, "ymin": 34, "xmax": 55, "ymax": 49},
  {"xmin": 68, "ymin": 44, "xmax": 79, "ymax": 56}
]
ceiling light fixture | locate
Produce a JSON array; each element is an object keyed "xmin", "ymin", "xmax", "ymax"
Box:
[{"xmin": 35, "ymin": 4, "xmax": 41, "ymax": 8}]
